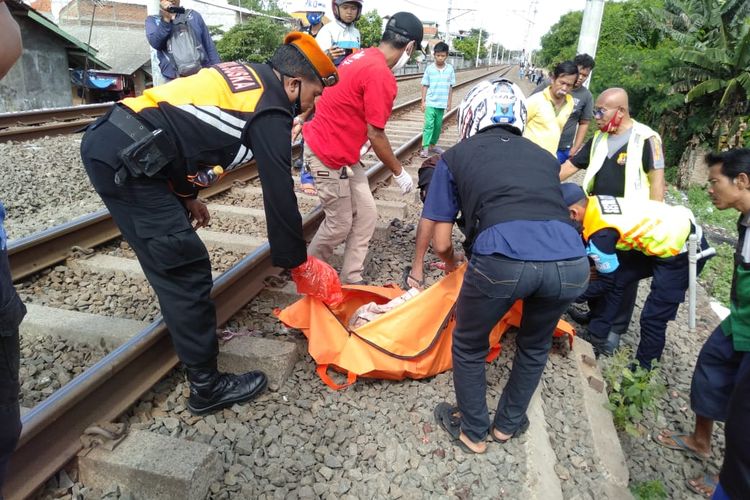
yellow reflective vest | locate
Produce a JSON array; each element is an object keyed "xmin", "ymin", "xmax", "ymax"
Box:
[
  {"xmin": 582, "ymin": 120, "xmax": 662, "ymax": 200},
  {"xmin": 582, "ymin": 195, "xmax": 694, "ymax": 258}
]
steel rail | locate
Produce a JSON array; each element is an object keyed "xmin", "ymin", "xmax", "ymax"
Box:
[
  {"xmin": 8, "ymin": 66, "xmax": 503, "ymax": 282},
  {"xmin": 0, "ymin": 66, "xmax": 497, "ymax": 142},
  {"xmin": 5, "ymin": 66, "xmax": 508, "ymax": 500}
]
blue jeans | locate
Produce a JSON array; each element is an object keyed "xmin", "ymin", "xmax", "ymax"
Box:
[{"xmin": 452, "ymin": 254, "xmax": 589, "ymax": 442}]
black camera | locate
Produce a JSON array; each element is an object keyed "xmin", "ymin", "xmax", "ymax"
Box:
[{"xmin": 166, "ymin": 5, "xmax": 185, "ymax": 13}]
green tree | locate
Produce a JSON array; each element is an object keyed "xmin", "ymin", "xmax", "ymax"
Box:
[
  {"xmin": 236, "ymin": 0, "xmax": 288, "ymax": 17},
  {"xmin": 216, "ymin": 16, "xmax": 286, "ymax": 62},
  {"xmin": 453, "ymin": 29, "xmax": 489, "ymax": 63},
  {"xmin": 536, "ymin": 11, "xmax": 583, "ymax": 67},
  {"xmin": 357, "ymin": 10, "xmax": 383, "ymax": 48},
  {"xmin": 657, "ymin": 0, "xmax": 750, "ymax": 149}
]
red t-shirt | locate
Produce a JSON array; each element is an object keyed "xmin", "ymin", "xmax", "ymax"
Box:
[{"xmin": 303, "ymin": 48, "xmax": 397, "ymax": 168}]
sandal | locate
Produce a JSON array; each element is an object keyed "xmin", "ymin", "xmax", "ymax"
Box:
[
  {"xmin": 654, "ymin": 430, "xmax": 711, "ymax": 460},
  {"xmin": 686, "ymin": 473, "xmax": 718, "ymax": 498},
  {"xmin": 433, "ymin": 402, "xmax": 485, "ymax": 454},
  {"xmin": 401, "ymin": 266, "xmax": 424, "ymax": 290},
  {"xmin": 490, "ymin": 415, "xmax": 530, "ymax": 443}
]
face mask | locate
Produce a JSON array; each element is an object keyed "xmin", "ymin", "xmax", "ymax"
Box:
[
  {"xmin": 392, "ymin": 47, "xmax": 411, "ymax": 73},
  {"xmin": 599, "ymin": 110, "xmax": 623, "ymax": 133},
  {"xmin": 306, "ymin": 12, "xmax": 323, "ymax": 25}
]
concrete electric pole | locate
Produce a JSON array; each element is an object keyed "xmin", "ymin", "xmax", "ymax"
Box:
[
  {"xmin": 576, "ymin": 0, "xmax": 605, "ymax": 58},
  {"xmin": 445, "ymin": 0, "xmax": 453, "ymax": 47},
  {"xmin": 148, "ymin": 0, "xmax": 165, "ymax": 87},
  {"xmin": 475, "ymin": 27, "xmax": 482, "ymax": 67},
  {"xmin": 576, "ymin": 0, "xmax": 605, "ymax": 87}
]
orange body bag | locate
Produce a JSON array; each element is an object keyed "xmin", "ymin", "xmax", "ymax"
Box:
[{"xmin": 275, "ymin": 265, "xmax": 575, "ymax": 389}]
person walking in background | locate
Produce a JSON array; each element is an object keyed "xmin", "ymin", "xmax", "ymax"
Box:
[
  {"xmin": 655, "ymin": 149, "xmax": 750, "ymax": 498},
  {"xmin": 532, "ymin": 54, "xmax": 595, "ymax": 164},
  {"xmin": 419, "ymin": 41, "xmax": 455, "ymax": 158},
  {"xmin": 303, "ymin": 12, "xmax": 423, "ymax": 285},
  {"xmin": 523, "ymin": 61, "xmax": 578, "ymax": 157},
  {"xmin": 145, "ymin": 0, "xmax": 220, "ymax": 81},
  {"xmin": 0, "ymin": 1, "xmax": 25, "ymax": 493}
]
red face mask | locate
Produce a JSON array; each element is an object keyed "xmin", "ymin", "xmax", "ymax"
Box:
[{"xmin": 599, "ymin": 110, "xmax": 623, "ymax": 133}]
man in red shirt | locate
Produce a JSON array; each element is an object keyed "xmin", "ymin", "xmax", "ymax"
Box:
[{"xmin": 302, "ymin": 12, "xmax": 423, "ymax": 284}]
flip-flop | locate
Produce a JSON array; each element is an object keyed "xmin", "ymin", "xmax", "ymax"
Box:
[
  {"xmin": 490, "ymin": 415, "xmax": 530, "ymax": 443},
  {"xmin": 433, "ymin": 402, "xmax": 485, "ymax": 454},
  {"xmin": 653, "ymin": 430, "xmax": 710, "ymax": 460},
  {"xmin": 401, "ymin": 266, "xmax": 424, "ymax": 290},
  {"xmin": 686, "ymin": 473, "xmax": 718, "ymax": 498}
]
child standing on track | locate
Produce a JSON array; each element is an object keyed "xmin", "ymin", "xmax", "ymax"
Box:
[{"xmin": 420, "ymin": 42, "xmax": 455, "ymax": 158}]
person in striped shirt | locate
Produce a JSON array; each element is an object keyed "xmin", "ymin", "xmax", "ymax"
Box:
[{"xmin": 420, "ymin": 42, "xmax": 455, "ymax": 158}]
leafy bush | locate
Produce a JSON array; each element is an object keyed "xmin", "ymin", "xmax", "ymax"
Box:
[
  {"xmin": 216, "ymin": 16, "xmax": 286, "ymax": 63},
  {"xmin": 630, "ymin": 480, "xmax": 668, "ymax": 500},
  {"xmin": 602, "ymin": 347, "xmax": 666, "ymax": 437}
]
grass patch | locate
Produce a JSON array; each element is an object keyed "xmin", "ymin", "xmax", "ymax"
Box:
[
  {"xmin": 700, "ymin": 242, "xmax": 734, "ymax": 307},
  {"xmin": 602, "ymin": 347, "xmax": 666, "ymax": 437},
  {"xmin": 630, "ymin": 480, "xmax": 668, "ymax": 500}
]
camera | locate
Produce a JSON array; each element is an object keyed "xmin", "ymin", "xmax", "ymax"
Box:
[{"xmin": 166, "ymin": 5, "xmax": 185, "ymax": 13}]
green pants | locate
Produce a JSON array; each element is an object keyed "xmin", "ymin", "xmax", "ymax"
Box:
[{"xmin": 422, "ymin": 106, "xmax": 445, "ymax": 148}]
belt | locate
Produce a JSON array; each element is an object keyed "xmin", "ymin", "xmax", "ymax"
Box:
[{"xmin": 108, "ymin": 104, "xmax": 152, "ymax": 143}]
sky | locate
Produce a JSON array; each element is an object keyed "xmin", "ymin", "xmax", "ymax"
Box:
[{"xmin": 285, "ymin": 0, "xmax": 588, "ymax": 52}]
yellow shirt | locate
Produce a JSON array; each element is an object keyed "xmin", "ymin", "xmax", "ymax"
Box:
[{"xmin": 523, "ymin": 87, "xmax": 574, "ymax": 156}]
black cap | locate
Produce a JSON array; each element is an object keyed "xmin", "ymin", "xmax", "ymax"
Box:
[
  {"xmin": 560, "ymin": 183, "xmax": 586, "ymax": 206},
  {"xmin": 385, "ymin": 12, "xmax": 424, "ymax": 50}
]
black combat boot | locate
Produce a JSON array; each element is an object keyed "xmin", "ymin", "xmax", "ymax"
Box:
[{"xmin": 186, "ymin": 363, "xmax": 267, "ymax": 416}]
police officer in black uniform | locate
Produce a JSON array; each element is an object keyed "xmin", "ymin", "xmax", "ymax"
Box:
[{"xmin": 80, "ymin": 33, "xmax": 339, "ymax": 416}]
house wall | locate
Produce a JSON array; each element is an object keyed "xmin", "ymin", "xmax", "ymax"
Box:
[{"xmin": 0, "ymin": 16, "xmax": 72, "ymax": 111}]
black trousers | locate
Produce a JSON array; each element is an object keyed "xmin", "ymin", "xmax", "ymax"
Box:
[
  {"xmin": 452, "ymin": 254, "xmax": 589, "ymax": 442},
  {"xmin": 80, "ymin": 120, "xmax": 218, "ymax": 368},
  {"xmin": 0, "ymin": 247, "xmax": 24, "ymax": 493}
]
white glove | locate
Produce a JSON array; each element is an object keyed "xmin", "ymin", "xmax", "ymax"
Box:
[{"xmin": 393, "ymin": 168, "xmax": 414, "ymax": 194}]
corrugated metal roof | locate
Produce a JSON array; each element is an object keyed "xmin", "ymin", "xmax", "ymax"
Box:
[{"xmin": 62, "ymin": 24, "xmax": 150, "ymax": 75}]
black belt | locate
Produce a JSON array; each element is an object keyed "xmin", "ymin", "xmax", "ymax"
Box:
[{"xmin": 108, "ymin": 104, "xmax": 152, "ymax": 142}]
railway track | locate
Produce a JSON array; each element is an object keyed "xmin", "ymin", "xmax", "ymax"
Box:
[
  {"xmin": 0, "ymin": 67, "xmax": 492, "ymax": 143},
  {"xmin": 6, "ymin": 65, "xmax": 510, "ymax": 500}
]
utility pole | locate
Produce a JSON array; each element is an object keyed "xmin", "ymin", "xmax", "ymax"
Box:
[
  {"xmin": 576, "ymin": 0, "xmax": 605, "ymax": 87},
  {"xmin": 148, "ymin": 0, "xmax": 165, "ymax": 87},
  {"xmin": 521, "ymin": 0, "xmax": 538, "ymax": 64},
  {"xmin": 445, "ymin": 0, "xmax": 453, "ymax": 47},
  {"xmin": 475, "ymin": 27, "xmax": 482, "ymax": 67},
  {"xmin": 576, "ymin": 0, "xmax": 605, "ymax": 57}
]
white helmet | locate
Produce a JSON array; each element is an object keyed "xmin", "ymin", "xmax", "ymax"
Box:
[{"xmin": 458, "ymin": 78, "xmax": 527, "ymax": 140}]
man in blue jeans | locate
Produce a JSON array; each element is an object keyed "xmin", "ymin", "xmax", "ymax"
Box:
[{"xmin": 423, "ymin": 78, "xmax": 589, "ymax": 453}]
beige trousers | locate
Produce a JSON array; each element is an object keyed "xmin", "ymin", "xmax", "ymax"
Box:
[{"xmin": 306, "ymin": 152, "xmax": 377, "ymax": 284}]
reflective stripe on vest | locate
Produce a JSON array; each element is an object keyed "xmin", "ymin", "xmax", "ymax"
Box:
[
  {"xmin": 583, "ymin": 120, "xmax": 661, "ymax": 200},
  {"xmin": 582, "ymin": 195, "xmax": 693, "ymax": 258}
]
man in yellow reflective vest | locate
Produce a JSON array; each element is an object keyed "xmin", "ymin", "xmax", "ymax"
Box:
[
  {"xmin": 561, "ymin": 183, "xmax": 708, "ymax": 368},
  {"xmin": 559, "ymin": 87, "xmax": 666, "ymax": 349}
]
